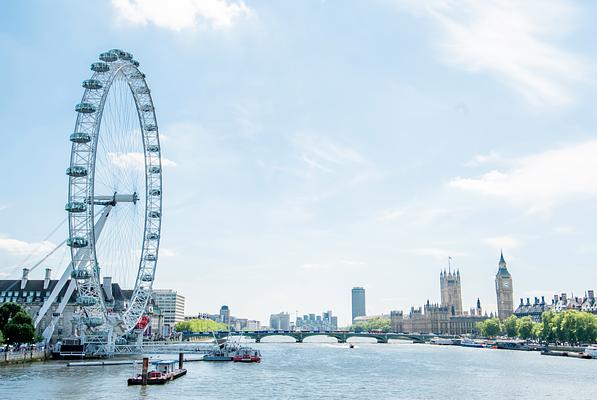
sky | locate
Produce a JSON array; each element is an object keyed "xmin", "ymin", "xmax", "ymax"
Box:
[{"xmin": 1, "ymin": 0, "xmax": 597, "ymax": 327}]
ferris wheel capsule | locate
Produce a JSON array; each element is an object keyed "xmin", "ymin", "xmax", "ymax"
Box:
[
  {"xmin": 71, "ymin": 269, "xmax": 93, "ymax": 280},
  {"xmin": 66, "ymin": 166, "xmax": 88, "ymax": 177},
  {"xmin": 146, "ymin": 232, "xmax": 159, "ymax": 240},
  {"xmin": 67, "ymin": 237, "xmax": 89, "ymax": 248},
  {"xmin": 99, "ymin": 51, "xmax": 118, "ymax": 62},
  {"xmin": 83, "ymin": 316, "xmax": 104, "ymax": 327},
  {"xmin": 65, "ymin": 201, "xmax": 87, "ymax": 213},
  {"xmin": 75, "ymin": 102, "xmax": 97, "ymax": 113},
  {"xmin": 76, "ymin": 296, "xmax": 98, "ymax": 306},
  {"xmin": 91, "ymin": 62, "xmax": 110, "ymax": 73},
  {"xmin": 70, "ymin": 132, "xmax": 91, "ymax": 143},
  {"xmin": 82, "ymin": 79, "xmax": 103, "ymax": 89}
]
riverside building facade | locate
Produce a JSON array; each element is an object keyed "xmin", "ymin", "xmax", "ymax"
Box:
[{"xmin": 152, "ymin": 289, "xmax": 185, "ymax": 329}]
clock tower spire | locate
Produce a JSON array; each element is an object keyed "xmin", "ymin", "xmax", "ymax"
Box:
[{"xmin": 495, "ymin": 251, "xmax": 513, "ymax": 320}]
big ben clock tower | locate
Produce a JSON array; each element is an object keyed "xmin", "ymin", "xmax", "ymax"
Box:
[{"xmin": 495, "ymin": 251, "xmax": 513, "ymax": 320}]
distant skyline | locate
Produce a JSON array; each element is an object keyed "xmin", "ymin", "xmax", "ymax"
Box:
[{"xmin": 2, "ymin": 1, "xmax": 597, "ymax": 326}]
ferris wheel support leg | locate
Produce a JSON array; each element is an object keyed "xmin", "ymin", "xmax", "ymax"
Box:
[
  {"xmin": 34, "ymin": 263, "xmax": 73, "ymax": 328},
  {"xmin": 34, "ymin": 205, "xmax": 112, "ymax": 329},
  {"xmin": 40, "ymin": 279, "xmax": 77, "ymax": 344}
]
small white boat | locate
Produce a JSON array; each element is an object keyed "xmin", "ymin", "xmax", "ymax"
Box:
[
  {"xmin": 584, "ymin": 345, "xmax": 597, "ymax": 359},
  {"xmin": 430, "ymin": 337, "xmax": 456, "ymax": 345},
  {"xmin": 460, "ymin": 338, "xmax": 484, "ymax": 348}
]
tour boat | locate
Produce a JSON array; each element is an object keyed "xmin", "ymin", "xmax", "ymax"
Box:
[
  {"xmin": 430, "ymin": 337, "xmax": 456, "ymax": 345},
  {"xmin": 495, "ymin": 340, "xmax": 530, "ymax": 351},
  {"xmin": 127, "ymin": 360, "xmax": 187, "ymax": 385},
  {"xmin": 584, "ymin": 345, "xmax": 597, "ymax": 359},
  {"xmin": 459, "ymin": 338, "xmax": 484, "ymax": 348},
  {"xmin": 232, "ymin": 348, "xmax": 262, "ymax": 363},
  {"xmin": 203, "ymin": 344, "xmax": 236, "ymax": 361}
]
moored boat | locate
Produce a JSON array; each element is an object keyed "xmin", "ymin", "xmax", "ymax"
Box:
[
  {"xmin": 128, "ymin": 358, "xmax": 187, "ymax": 385},
  {"xmin": 584, "ymin": 345, "xmax": 597, "ymax": 359},
  {"xmin": 430, "ymin": 337, "xmax": 457, "ymax": 345},
  {"xmin": 495, "ymin": 339, "xmax": 530, "ymax": 351},
  {"xmin": 232, "ymin": 348, "xmax": 261, "ymax": 363},
  {"xmin": 460, "ymin": 338, "xmax": 484, "ymax": 348}
]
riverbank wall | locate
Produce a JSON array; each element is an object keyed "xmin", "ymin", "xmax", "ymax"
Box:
[{"xmin": 0, "ymin": 350, "xmax": 47, "ymax": 365}]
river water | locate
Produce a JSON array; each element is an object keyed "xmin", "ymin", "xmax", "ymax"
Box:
[{"xmin": 1, "ymin": 340, "xmax": 596, "ymax": 399}]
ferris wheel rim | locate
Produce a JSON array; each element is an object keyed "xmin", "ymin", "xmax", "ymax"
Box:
[{"xmin": 66, "ymin": 49, "xmax": 162, "ymax": 335}]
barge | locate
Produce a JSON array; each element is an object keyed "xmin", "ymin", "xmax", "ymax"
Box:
[{"xmin": 128, "ymin": 356, "xmax": 187, "ymax": 385}]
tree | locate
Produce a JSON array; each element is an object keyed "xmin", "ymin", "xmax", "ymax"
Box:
[
  {"xmin": 477, "ymin": 318, "xmax": 501, "ymax": 337},
  {"xmin": 0, "ymin": 329, "xmax": 4, "ymax": 345},
  {"xmin": 349, "ymin": 317, "xmax": 391, "ymax": 333},
  {"xmin": 540, "ymin": 310, "xmax": 557, "ymax": 343},
  {"xmin": 531, "ymin": 323, "xmax": 543, "ymax": 340},
  {"xmin": 503, "ymin": 315, "xmax": 519, "ymax": 337},
  {"xmin": 3, "ymin": 311, "xmax": 35, "ymax": 345},
  {"xmin": 517, "ymin": 316, "xmax": 534, "ymax": 339},
  {"xmin": 175, "ymin": 319, "xmax": 228, "ymax": 333},
  {"xmin": 0, "ymin": 302, "xmax": 23, "ymax": 332}
]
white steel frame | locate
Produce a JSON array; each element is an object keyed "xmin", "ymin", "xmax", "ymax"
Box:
[{"xmin": 67, "ymin": 50, "xmax": 162, "ymax": 345}]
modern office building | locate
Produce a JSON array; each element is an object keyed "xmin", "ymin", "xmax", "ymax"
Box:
[
  {"xmin": 219, "ymin": 305, "xmax": 230, "ymax": 325},
  {"xmin": 495, "ymin": 251, "xmax": 514, "ymax": 320},
  {"xmin": 152, "ymin": 289, "xmax": 185, "ymax": 328},
  {"xmin": 351, "ymin": 287, "xmax": 366, "ymax": 323},
  {"xmin": 269, "ymin": 312, "xmax": 290, "ymax": 330},
  {"xmin": 296, "ymin": 310, "xmax": 338, "ymax": 331}
]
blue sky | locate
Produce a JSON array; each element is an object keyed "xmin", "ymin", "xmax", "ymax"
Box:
[{"xmin": 2, "ymin": 0, "xmax": 597, "ymax": 326}]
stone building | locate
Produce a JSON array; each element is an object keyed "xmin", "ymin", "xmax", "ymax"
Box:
[
  {"xmin": 440, "ymin": 269, "xmax": 462, "ymax": 315},
  {"xmin": 495, "ymin": 251, "xmax": 514, "ymax": 320},
  {"xmin": 390, "ymin": 269, "xmax": 487, "ymax": 335},
  {"xmin": 391, "ymin": 301, "xmax": 485, "ymax": 335},
  {"xmin": 0, "ymin": 268, "xmax": 127, "ymax": 343}
]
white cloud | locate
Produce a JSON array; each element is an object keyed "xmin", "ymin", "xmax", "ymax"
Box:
[
  {"xmin": 379, "ymin": 206, "xmax": 449, "ymax": 224},
  {"xmin": 552, "ymin": 225, "xmax": 576, "ymax": 235},
  {"xmin": 159, "ymin": 248, "xmax": 177, "ymax": 257},
  {"xmin": 0, "ymin": 235, "xmax": 56, "ymax": 256},
  {"xmin": 112, "ymin": 0, "xmax": 254, "ymax": 31},
  {"xmin": 295, "ymin": 135, "xmax": 366, "ymax": 172},
  {"xmin": 379, "ymin": 208, "xmax": 406, "ymax": 221},
  {"xmin": 482, "ymin": 235, "xmax": 521, "ymax": 251},
  {"xmin": 108, "ymin": 152, "xmax": 177, "ymax": 170},
  {"xmin": 407, "ymin": 247, "xmax": 465, "ymax": 260},
  {"xmin": 301, "ymin": 263, "xmax": 327, "ymax": 271},
  {"xmin": 393, "ymin": 0, "xmax": 589, "ymax": 107},
  {"xmin": 464, "ymin": 151, "xmax": 504, "ymax": 167},
  {"xmin": 449, "ymin": 140, "xmax": 597, "ymax": 212}
]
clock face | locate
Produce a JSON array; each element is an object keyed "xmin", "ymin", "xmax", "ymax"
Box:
[{"xmin": 503, "ymin": 281, "xmax": 510, "ymax": 288}]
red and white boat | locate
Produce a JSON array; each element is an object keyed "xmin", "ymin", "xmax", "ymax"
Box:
[{"xmin": 232, "ymin": 348, "xmax": 261, "ymax": 363}]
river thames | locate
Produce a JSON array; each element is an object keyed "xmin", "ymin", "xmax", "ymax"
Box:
[{"xmin": 1, "ymin": 341, "xmax": 597, "ymax": 399}]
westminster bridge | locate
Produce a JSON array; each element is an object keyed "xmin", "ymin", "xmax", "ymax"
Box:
[{"xmin": 181, "ymin": 330, "xmax": 437, "ymax": 344}]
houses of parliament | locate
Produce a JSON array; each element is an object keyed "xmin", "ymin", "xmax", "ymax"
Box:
[{"xmin": 391, "ymin": 252, "xmax": 514, "ymax": 335}]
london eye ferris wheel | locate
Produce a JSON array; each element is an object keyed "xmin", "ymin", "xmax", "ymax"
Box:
[{"xmin": 65, "ymin": 49, "xmax": 162, "ymax": 343}]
